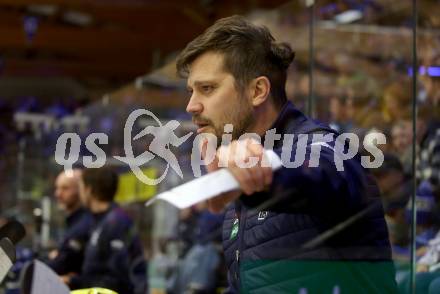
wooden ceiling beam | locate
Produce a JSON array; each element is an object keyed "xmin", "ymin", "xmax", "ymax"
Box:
[
  {"xmin": 0, "ymin": 2, "xmax": 206, "ymax": 31},
  {"xmin": 0, "ymin": 9, "xmax": 193, "ymax": 60},
  {"xmin": 0, "ymin": 0, "xmax": 292, "ymax": 80},
  {"xmin": 0, "ymin": 0, "xmax": 160, "ymax": 7},
  {"xmin": 3, "ymin": 57, "xmax": 150, "ymax": 78},
  {"xmin": 0, "ymin": 24, "xmax": 183, "ymax": 53}
]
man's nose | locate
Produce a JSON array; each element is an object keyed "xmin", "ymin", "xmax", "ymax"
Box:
[{"xmin": 186, "ymin": 96, "xmax": 203, "ymax": 114}]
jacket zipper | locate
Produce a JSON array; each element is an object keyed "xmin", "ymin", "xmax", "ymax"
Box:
[{"xmin": 236, "ymin": 200, "xmax": 247, "ymax": 291}]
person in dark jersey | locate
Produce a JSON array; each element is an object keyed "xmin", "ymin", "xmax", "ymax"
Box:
[
  {"xmin": 48, "ymin": 169, "xmax": 92, "ymax": 276},
  {"xmin": 63, "ymin": 167, "xmax": 147, "ymax": 294}
]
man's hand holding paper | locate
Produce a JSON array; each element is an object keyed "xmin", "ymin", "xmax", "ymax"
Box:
[{"xmin": 201, "ymin": 138, "xmax": 273, "ymax": 213}]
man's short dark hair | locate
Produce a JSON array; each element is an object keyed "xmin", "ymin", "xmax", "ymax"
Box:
[
  {"xmin": 176, "ymin": 15, "xmax": 295, "ymax": 108},
  {"xmin": 81, "ymin": 167, "xmax": 118, "ymax": 202}
]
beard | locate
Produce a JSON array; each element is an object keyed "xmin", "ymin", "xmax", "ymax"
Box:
[
  {"xmin": 58, "ymin": 199, "xmax": 80, "ymax": 213},
  {"xmin": 228, "ymin": 99, "xmax": 254, "ymax": 140},
  {"xmin": 193, "ymin": 95, "xmax": 255, "ymax": 143}
]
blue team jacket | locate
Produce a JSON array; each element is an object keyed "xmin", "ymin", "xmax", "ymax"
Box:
[
  {"xmin": 222, "ymin": 102, "xmax": 397, "ymax": 293},
  {"xmin": 48, "ymin": 208, "xmax": 92, "ymax": 275},
  {"xmin": 69, "ymin": 204, "xmax": 147, "ymax": 294}
]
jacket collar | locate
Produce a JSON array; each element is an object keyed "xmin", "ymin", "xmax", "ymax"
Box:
[
  {"xmin": 66, "ymin": 207, "xmax": 86, "ymax": 228},
  {"xmin": 269, "ymin": 101, "xmax": 307, "ymax": 132},
  {"xmin": 264, "ymin": 101, "xmax": 308, "ymax": 149}
]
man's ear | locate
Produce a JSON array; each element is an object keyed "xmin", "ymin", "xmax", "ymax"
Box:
[{"xmin": 250, "ymin": 76, "xmax": 271, "ymax": 107}]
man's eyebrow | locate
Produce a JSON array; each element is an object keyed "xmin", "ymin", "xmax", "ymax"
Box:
[{"xmin": 190, "ymin": 80, "xmax": 218, "ymax": 87}]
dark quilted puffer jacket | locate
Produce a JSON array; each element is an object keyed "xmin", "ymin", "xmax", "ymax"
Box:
[{"xmin": 222, "ymin": 102, "xmax": 397, "ymax": 294}]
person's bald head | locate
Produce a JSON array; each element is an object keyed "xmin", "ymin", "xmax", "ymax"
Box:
[{"xmin": 54, "ymin": 169, "xmax": 82, "ymax": 213}]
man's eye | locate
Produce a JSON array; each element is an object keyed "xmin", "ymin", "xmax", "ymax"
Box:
[{"xmin": 202, "ymin": 85, "xmax": 214, "ymax": 92}]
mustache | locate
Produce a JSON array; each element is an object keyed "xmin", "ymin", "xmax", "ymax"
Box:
[{"xmin": 192, "ymin": 115, "xmax": 213, "ymax": 126}]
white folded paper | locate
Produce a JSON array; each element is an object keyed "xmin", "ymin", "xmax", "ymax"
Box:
[
  {"xmin": 21, "ymin": 260, "xmax": 70, "ymax": 294},
  {"xmin": 0, "ymin": 238, "xmax": 15, "ymax": 284},
  {"xmin": 146, "ymin": 150, "xmax": 282, "ymax": 209}
]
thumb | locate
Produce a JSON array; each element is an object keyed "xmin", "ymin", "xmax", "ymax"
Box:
[
  {"xmin": 200, "ymin": 138, "xmax": 207, "ymax": 159},
  {"xmin": 200, "ymin": 138, "xmax": 219, "ymax": 172}
]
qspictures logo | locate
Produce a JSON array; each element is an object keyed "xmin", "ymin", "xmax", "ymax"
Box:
[{"xmin": 55, "ymin": 108, "xmax": 386, "ymax": 185}]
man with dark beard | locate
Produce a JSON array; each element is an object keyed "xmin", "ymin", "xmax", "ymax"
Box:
[{"xmin": 177, "ymin": 15, "xmax": 398, "ymax": 293}]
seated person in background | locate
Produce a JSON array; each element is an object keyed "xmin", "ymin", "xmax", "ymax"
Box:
[
  {"xmin": 328, "ymin": 95, "xmax": 354, "ymax": 134},
  {"xmin": 417, "ymin": 185, "xmax": 440, "ymax": 272},
  {"xmin": 48, "ymin": 169, "xmax": 92, "ymax": 276},
  {"xmin": 63, "ymin": 167, "xmax": 147, "ymax": 294},
  {"xmin": 390, "ymin": 119, "xmax": 413, "ymax": 176},
  {"xmin": 168, "ymin": 203, "xmax": 225, "ymax": 294},
  {"xmin": 405, "ymin": 180, "xmax": 438, "ymax": 250},
  {"xmin": 381, "ymin": 81, "xmax": 412, "ymax": 125},
  {"xmin": 416, "ymin": 115, "xmax": 440, "ymax": 198},
  {"xmin": 397, "ymin": 181, "xmax": 440, "ymax": 293},
  {"xmin": 371, "ymin": 154, "xmax": 410, "ymax": 210}
]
